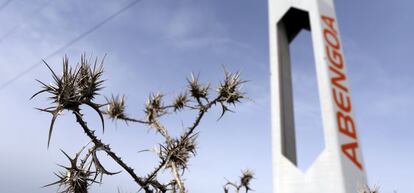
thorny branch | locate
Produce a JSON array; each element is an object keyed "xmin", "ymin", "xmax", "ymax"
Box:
[
  {"xmin": 358, "ymin": 185, "xmax": 398, "ymax": 193},
  {"xmin": 73, "ymin": 110, "xmax": 150, "ymax": 191},
  {"xmin": 223, "ymin": 170, "xmax": 254, "ymax": 193},
  {"xmin": 32, "ymin": 54, "xmax": 252, "ymax": 193}
]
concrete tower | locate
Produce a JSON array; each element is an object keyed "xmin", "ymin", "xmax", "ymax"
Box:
[{"xmin": 268, "ymin": 0, "xmax": 367, "ymax": 193}]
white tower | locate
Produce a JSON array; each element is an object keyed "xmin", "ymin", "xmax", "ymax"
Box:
[{"xmin": 268, "ymin": 0, "xmax": 367, "ymax": 193}]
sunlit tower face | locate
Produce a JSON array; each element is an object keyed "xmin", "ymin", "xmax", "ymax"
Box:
[{"xmin": 268, "ymin": 0, "xmax": 367, "ymax": 192}]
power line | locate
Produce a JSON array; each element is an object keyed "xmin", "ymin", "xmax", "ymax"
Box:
[
  {"xmin": 0, "ymin": 0, "xmax": 15, "ymax": 12},
  {"xmin": 0, "ymin": 0, "xmax": 145, "ymax": 91},
  {"xmin": 0, "ymin": 0, "xmax": 56, "ymax": 43}
]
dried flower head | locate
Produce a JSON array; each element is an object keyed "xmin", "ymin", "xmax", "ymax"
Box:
[
  {"xmin": 44, "ymin": 150, "xmax": 96, "ymax": 193},
  {"xmin": 173, "ymin": 92, "xmax": 189, "ymax": 111},
  {"xmin": 160, "ymin": 134, "xmax": 197, "ymax": 171},
  {"xmin": 223, "ymin": 169, "xmax": 255, "ymax": 193},
  {"xmin": 216, "ymin": 69, "xmax": 246, "ymax": 119},
  {"xmin": 76, "ymin": 54, "xmax": 105, "ymax": 103},
  {"xmin": 145, "ymin": 93, "xmax": 165, "ymax": 123},
  {"xmin": 32, "ymin": 55, "xmax": 106, "ymax": 147},
  {"xmin": 240, "ymin": 169, "xmax": 254, "ymax": 191},
  {"xmin": 358, "ymin": 185, "xmax": 380, "ymax": 193},
  {"xmin": 105, "ymin": 95, "xmax": 127, "ymax": 121},
  {"xmin": 217, "ymin": 70, "xmax": 245, "ymax": 105},
  {"xmin": 187, "ymin": 73, "xmax": 209, "ymax": 100}
]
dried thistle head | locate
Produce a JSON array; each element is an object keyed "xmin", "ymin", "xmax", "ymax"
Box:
[
  {"xmin": 173, "ymin": 92, "xmax": 189, "ymax": 111},
  {"xmin": 217, "ymin": 70, "xmax": 245, "ymax": 105},
  {"xmin": 77, "ymin": 54, "xmax": 104, "ymax": 103},
  {"xmin": 41, "ymin": 56, "xmax": 80, "ymax": 110},
  {"xmin": 145, "ymin": 93, "xmax": 165, "ymax": 123},
  {"xmin": 187, "ymin": 73, "xmax": 209, "ymax": 100},
  {"xmin": 32, "ymin": 55, "xmax": 106, "ymax": 147},
  {"xmin": 240, "ymin": 169, "xmax": 254, "ymax": 191},
  {"xmin": 31, "ymin": 57, "xmax": 79, "ymax": 147},
  {"xmin": 160, "ymin": 134, "xmax": 197, "ymax": 171},
  {"xmin": 105, "ymin": 95, "xmax": 127, "ymax": 121},
  {"xmin": 223, "ymin": 169, "xmax": 254, "ymax": 193},
  {"xmin": 44, "ymin": 150, "xmax": 96, "ymax": 193},
  {"xmin": 216, "ymin": 69, "xmax": 246, "ymax": 119},
  {"xmin": 359, "ymin": 185, "xmax": 380, "ymax": 193}
]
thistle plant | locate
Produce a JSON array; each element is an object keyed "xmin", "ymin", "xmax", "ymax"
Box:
[
  {"xmin": 223, "ymin": 170, "xmax": 254, "ymax": 193},
  {"xmin": 31, "ymin": 54, "xmax": 105, "ymax": 147},
  {"xmin": 358, "ymin": 185, "xmax": 379, "ymax": 193},
  {"xmin": 44, "ymin": 150, "xmax": 95, "ymax": 193},
  {"xmin": 358, "ymin": 185, "xmax": 397, "ymax": 193},
  {"xmin": 32, "ymin": 54, "xmax": 253, "ymax": 193}
]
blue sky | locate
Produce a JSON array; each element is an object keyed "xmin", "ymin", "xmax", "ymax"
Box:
[{"xmin": 0, "ymin": 0, "xmax": 412, "ymax": 193}]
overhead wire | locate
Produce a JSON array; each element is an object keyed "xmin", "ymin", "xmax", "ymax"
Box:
[{"xmin": 0, "ymin": 0, "xmax": 145, "ymax": 90}]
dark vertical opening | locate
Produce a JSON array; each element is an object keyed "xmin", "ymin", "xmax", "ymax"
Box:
[{"xmin": 277, "ymin": 7, "xmax": 325, "ymax": 171}]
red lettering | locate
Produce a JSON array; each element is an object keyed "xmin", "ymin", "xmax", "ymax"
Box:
[
  {"xmin": 333, "ymin": 89, "xmax": 352, "ymax": 112},
  {"xmin": 326, "ymin": 45, "xmax": 344, "ymax": 69},
  {"xmin": 341, "ymin": 142, "xmax": 363, "ymax": 170},
  {"xmin": 330, "ymin": 66, "xmax": 348, "ymax": 92},
  {"xmin": 337, "ymin": 111, "xmax": 357, "ymax": 139},
  {"xmin": 323, "ymin": 15, "xmax": 363, "ymax": 171},
  {"xmin": 324, "ymin": 29, "xmax": 340, "ymax": 50},
  {"xmin": 321, "ymin": 15, "xmax": 337, "ymax": 33}
]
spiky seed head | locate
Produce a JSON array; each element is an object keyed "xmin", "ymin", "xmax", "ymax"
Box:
[
  {"xmin": 187, "ymin": 73, "xmax": 209, "ymax": 99},
  {"xmin": 240, "ymin": 169, "xmax": 254, "ymax": 191},
  {"xmin": 77, "ymin": 54, "xmax": 104, "ymax": 103},
  {"xmin": 32, "ymin": 54, "xmax": 105, "ymax": 108},
  {"xmin": 62, "ymin": 168, "xmax": 90, "ymax": 193},
  {"xmin": 44, "ymin": 150, "xmax": 96, "ymax": 193},
  {"xmin": 160, "ymin": 134, "xmax": 197, "ymax": 171},
  {"xmin": 173, "ymin": 92, "xmax": 188, "ymax": 111},
  {"xmin": 59, "ymin": 57, "xmax": 81, "ymax": 110},
  {"xmin": 77, "ymin": 57, "xmax": 91, "ymax": 99},
  {"xmin": 32, "ymin": 54, "xmax": 106, "ymax": 147},
  {"xmin": 105, "ymin": 95, "xmax": 127, "ymax": 121},
  {"xmin": 217, "ymin": 70, "xmax": 245, "ymax": 105},
  {"xmin": 358, "ymin": 185, "xmax": 379, "ymax": 193},
  {"xmin": 145, "ymin": 93, "xmax": 164, "ymax": 123}
]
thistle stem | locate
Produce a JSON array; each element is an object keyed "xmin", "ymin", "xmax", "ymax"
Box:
[
  {"xmin": 171, "ymin": 162, "xmax": 185, "ymax": 193},
  {"xmin": 182, "ymin": 97, "xmax": 219, "ymax": 140},
  {"xmin": 73, "ymin": 110, "xmax": 152, "ymax": 192}
]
